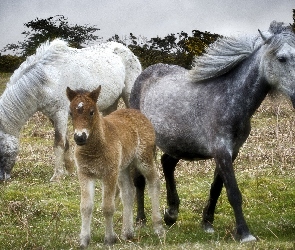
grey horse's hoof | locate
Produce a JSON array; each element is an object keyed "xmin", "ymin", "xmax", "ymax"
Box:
[
  {"xmin": 164, "ymin": 208, "xmax": 178, "ymax": 226},
  {"xmin": 240, "ymin": 234, "xmax": 256, "ymax": 243}
]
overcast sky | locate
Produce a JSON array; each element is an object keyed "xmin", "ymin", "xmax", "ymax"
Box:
[{"xmin": 0, "ymin": 0, "xmax": 294, "ymax": 51}]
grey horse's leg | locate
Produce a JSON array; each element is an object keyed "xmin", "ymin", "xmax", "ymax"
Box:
[
  {"xmin": 214, "ymin": 147, "xmax": 256, "ymax": 242},
  {"xmin": 134, "ymin": 170, "xmax": 147, "ymax": 225},
  {"xmin": 202, "ymin": 168, "xmax": 223, "ymax": 233},
  {"xmin": 161, "ymin": 153, "xmax": 180, "ymax": 226}
]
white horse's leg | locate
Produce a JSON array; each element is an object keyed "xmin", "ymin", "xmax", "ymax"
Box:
[
  {"xmin": 102, "ymin": 177, "xmax": 118, "ymax": 245},
  {"xmin": 139, "ymin": 161, "xmax": 164, "ymax": 237},
  {"xmin": 79, "ymin": 174, "xmax": 95, "ymax": 249},
  {"xmin": 118, "ymin": 167, "xmax": 135, "ymax": 240},
  {"xmin": 50, "ymin": 111, "xmax": 74, "ymax": 181}
]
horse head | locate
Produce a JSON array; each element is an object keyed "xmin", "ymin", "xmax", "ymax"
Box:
[
  {"xmin": 0, "ymin": 131, "xmax": 19, "ymax": 181},
  {"xmin": 259, "ymin": 21, "xmax": 295, "ymax": 107},
  {"xmin": 66, "ymin": 86, "xmax": 101, "ymax": 146}
]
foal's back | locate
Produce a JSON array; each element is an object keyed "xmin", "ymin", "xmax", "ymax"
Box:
[{"xmin": 105, "ymin": 109, "xmax": 156, "ymax": 156}]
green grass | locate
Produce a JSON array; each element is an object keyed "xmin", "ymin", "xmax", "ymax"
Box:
[{"xmin": 0, "ymin": 74, "xmax": 295, "ymax": 249}]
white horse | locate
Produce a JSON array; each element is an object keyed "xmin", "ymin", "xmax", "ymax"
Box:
[{"xmin": 0, "ymin": 39, "xmax": 142, "ymax": 181}]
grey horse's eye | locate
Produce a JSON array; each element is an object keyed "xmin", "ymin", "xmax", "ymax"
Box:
[{"xmin": 277, "ymin": 56, "xmax": 287, "ymax": 63}]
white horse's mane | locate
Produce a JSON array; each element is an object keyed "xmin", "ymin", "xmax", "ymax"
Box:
[
  {"xmin": 8, "ymin": 39, "xmax": 69, "ymax": 86},
  {"xmin": 189, "ymin": 34, "xmax": 262, "ymax": 82}
]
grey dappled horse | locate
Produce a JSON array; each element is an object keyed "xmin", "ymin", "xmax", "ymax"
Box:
[{"xmin": 130, "ymin": 21, "xmax": 295, "ymax": 242}]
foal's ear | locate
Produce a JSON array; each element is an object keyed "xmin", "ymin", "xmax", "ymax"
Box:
[
  {"xmin": 88, "ymin": 85, "xmax": 101, "ymax": 102},
  {"xmin": 66, "ymin": 87, "xmax": 78, "ymax": 102}
]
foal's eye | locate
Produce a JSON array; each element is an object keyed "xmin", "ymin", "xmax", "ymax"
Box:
[
  {"xmin": 277, "ymin": 56, "xmax": 287, "ymax": 63},
  {"xmin": 90, "ymin": 110, "xmax": 94, "ymax": 116}
]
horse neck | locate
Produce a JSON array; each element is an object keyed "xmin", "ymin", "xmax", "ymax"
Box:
[
  {"xmin": 0, "ymin": 83, "xmax": 39, "ymax": 136},
  {"xmin": 226, "ymin": 49, "xmax": 270, "ymax": 116},
  {"xmin": 85, "ymin": 113, "xmax": 109, "ymax": 149}
]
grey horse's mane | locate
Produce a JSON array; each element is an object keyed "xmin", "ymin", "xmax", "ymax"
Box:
[
  {"xmin": 189, "ymin": 34, "xmax": 262, "ymax": 82},
  {"xmin": 189, "ymin": 21, "xmax": 294, "ymax": 82}
]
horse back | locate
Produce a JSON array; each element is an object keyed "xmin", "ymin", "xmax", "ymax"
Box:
[
  {"xmin": 105, "ymin": 109, "xmax": 156, "ymax": 156},
  {"xmin": 130, "ymin": 63, "xmax": 185, "ymax": 109}
]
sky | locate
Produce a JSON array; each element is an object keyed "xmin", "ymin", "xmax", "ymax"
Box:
[{"xmin": 0, "ymin": 0, "xmax": 294, "ymax": 52}]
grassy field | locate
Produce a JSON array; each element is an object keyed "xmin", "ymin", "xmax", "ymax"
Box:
[{"xmin": 0, "ymin": 72, "xmax": 294, "ymax": 249}]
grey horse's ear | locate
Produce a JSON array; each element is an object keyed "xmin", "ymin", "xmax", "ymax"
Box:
[
  {"xmin": 66, "ymin": 87, "xmax": 77, "ymax": 101},
  {"xmin": 88, "ymin": 85, "xmax": 101, "ymax": 102},
  {"xmin": 258, "ymin": 29, "xmax": 272, "ymax": 43}
]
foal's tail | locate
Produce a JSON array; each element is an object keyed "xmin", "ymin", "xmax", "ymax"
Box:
[{"xmin": 108, "ymin": 42, "xmax": 142, "ymax": 107}]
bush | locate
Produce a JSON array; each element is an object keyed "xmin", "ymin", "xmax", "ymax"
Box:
[{"xmin": 0, "ymin": 55, "xmax": 24, "ymax": 73}]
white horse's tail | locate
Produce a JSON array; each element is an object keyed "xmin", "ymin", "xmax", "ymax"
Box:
[{"xmin": 107, "ymin": 42, "xmax": 142, "ymax": 107}]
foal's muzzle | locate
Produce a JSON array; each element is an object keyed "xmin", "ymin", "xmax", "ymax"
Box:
[{"xmin": 74, "ymin": 132, "xmax": 87, "ymax": 146}]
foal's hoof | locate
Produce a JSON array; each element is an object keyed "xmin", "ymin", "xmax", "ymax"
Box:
[
  {"xmin": 154, "ymin": 225, "xmax": 165, "ymax": 238},
  {"xmin": 50, "ymin": 174, "xmax": 63, "ymax": 182},
  {"xmin": 164, "ymin": 208, "xmax": 178, "ymax": 226},
  {"xmin": 240, "ymin": 234, "xmax": 256, "ymax": 243},
  {"xmin": 80, "ymin": 236, "xmax": 90, "ymax": 249}
]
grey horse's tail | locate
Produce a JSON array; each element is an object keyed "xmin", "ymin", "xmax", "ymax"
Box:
[{"xmin": 129, "ymin": 71, "xmax": 144, "ymax": 110}]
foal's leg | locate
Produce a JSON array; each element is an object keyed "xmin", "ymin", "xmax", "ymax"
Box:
[
  {"xmin": 214, "ymin": 148, "xmax": 256, "ymax": 242},
  {"xmin": 202, "ymin": 168, "xmax": 223, "ymax": 233},
  {"xmin": 79, "ymin": 174, "xmax": 95, "ymax": 248},
  {"xmin": 139, "ymin": 161, "xmax": 164, "ymax": 236},
  {"xmin": 118, "ymin": 168, "xmax": 135, "ymax": 240},
  {"xmin": 161, "ymin": 153, "xmax": 180, "ymax": 226},
  {"xmin": 102, "ymin": 177, "xmax": 118, "ymax": 245}
]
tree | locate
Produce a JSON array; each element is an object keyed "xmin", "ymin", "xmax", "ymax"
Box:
[
  {"xmin": 1, "ymin": 15, "xmax": 101, "ymax": 56},
  {"xmin": 125, "ymin": 30, "xmax": 220, "ymax": 69}
]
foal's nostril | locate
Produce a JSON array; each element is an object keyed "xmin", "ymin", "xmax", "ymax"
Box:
[{"xmin": 74, "ymin": 132, "xmax": 87, "ymax": 145}]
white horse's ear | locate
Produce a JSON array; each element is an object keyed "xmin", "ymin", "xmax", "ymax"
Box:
[
  {"xmin": 89, "ymin": 85, "xmax": 101, "ymax": 102},
  {"xmin": 66, "ymin": 87, "xmax": 77, "ymax": 101},
  {"xmin": 258, "ymin": 29, "xmax": 272, "ymax": 43}
]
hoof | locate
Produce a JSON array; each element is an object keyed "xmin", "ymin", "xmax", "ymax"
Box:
[
  {"xmin": 80, "ymin": 235, "xmax": 90, "ymax": 249},
  {"xmin": 240, "ymin": 234, "xmax": 256, "ymax": 243},
  {"xmin": 104, "ymin": 234, "xmax": 118, "ymax": 246},
  {"xmin": 136, "ymin": 217, "xmax": 147, "ymax": 227},
  {"xmin": 164, "ymin": 208, "xmax": 178, "ymax": 226},
  {"xmin": 202, "ymin": 222, "xmax": 215, "ymax": 233},
  {"xmin": 154, "ymin": 225, "xmax": 165, "ymax": 237},
  {"xmin": 121, "ymin": 230, "xmax": 134, "ymax": 241},
  {"xmin": 50, "ymin": 173, "xmax": 63, "ymax": 182}
]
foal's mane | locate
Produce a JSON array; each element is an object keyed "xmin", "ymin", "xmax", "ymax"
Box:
[{"xmin": 189, "ymin": 34, "xmax": 262, "ymax": 82}]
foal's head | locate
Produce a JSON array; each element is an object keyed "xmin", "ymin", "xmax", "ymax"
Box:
[{"xmin": 66, "ymin": 86, "xmax": 101, "ymax": 146}]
